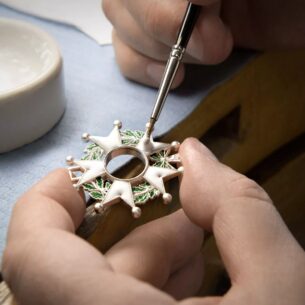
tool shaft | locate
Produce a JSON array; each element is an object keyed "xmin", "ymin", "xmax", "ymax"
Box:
[
  {"xmin": 146, "ymin": 3, "xmax": 201, "ymax": 137},
  {"xmin": 150, "ymin": 45, "xmax": 185, "ymax": 121}
]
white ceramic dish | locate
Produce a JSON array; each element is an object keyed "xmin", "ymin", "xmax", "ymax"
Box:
[{"xmin": 0, "ymin": 18, "xmax": 65, "ymax": 153}]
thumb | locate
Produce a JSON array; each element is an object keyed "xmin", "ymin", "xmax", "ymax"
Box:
[
  {"xmin": 179, "ymin": 138, "xmax": 305, "ymax": 284},
  {"xmin": 179, "ymin": 138, "xmax": 272, "ymax": 230},
  {"xmin": 186, "ymin": 0, "xmax": 233, "ymax": 64}
]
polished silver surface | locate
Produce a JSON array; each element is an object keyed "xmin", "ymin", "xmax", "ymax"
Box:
[
  {"xmin": 66, "ymin": 120, "xmax": 182, "ymax": 218},
  {"xmin": 103, "ymin": 146, "xmax": 149, "ymax": 184}
]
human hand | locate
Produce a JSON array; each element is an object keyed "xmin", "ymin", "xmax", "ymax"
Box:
[
  {"xmin": 1, "ymin": 169, "xmax": 204, "ymax": 305},
  {"xmin": 102, "ymin": 0, "xmax": 305, "ymax": 88},
  {"xmin": 2, "ymin": 139, "xmax": 305, "ymax": 305},
  {"xmin": 179, "ymin": 138, "xmax": 305, "ymax": 304}
]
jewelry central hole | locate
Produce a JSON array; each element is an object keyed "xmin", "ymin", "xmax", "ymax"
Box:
[{"xmin": 106, "ymin": 150, "xmax": 146, "ymax": 180}]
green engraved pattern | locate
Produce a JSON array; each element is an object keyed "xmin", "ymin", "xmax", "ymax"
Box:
[
  {"xmin": 83, "ymin": 177, "xmax": 111, "ymax": 201},
  {"xmin": 81, "ymin": 129, "xmax": 174, "ymax": 205},
  {"xmin": 82, "ymin": 143, "xmax": 103, "ymax": 161},
  {"xmin": 121, "ymin": 129, "xmax": 145, "ymax": 147}
]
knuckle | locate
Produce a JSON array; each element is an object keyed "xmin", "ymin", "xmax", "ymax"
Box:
[
  {"xmin": 144, "ymin": 4, "xmax": 181, "ymax": 44},
  {"xmin": 144, "ymin": 4, "xmax": 161, "ymax": 38},
  {"xmin": 229, "ymin": 176, "xmax": 271, "ymax": 203}
]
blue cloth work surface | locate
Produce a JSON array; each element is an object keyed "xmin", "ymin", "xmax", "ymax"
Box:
[{"xmin": 0, "ymin": 4, "xmax": 253, "ymax": 257}]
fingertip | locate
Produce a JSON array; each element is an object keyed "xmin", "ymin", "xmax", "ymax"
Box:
[
  {"xmin": 45, "ymin": 168, "xmax": 86, "ymax": 201},
  {"xmin": 180, "ymin": 137, "xmax": 202, "ymax": 151},
  {"xmin": 44, "ymin": 168, "xmax": 71, "ymax": 184},
  {"xmin": 113, "ymin": 30, "xmax": 185, "ymax": 88},
  {"xmin": 180, "ymin": 138, "xmax": 217, "ymax": 162},
  {"xmin": 102, "ymin": 0, "xmax": 111, "ymax": 21},
  {"xmin": 179, "ymin": 139, "xmax": 222, "ymax": 230},
  {"xmin": 193, "ymin": 10, "xmax": 233, "ymax": 64},
  {"xmin": 179, "ymin": 138, "xmax": 197, "ymax": 163},
  {"xmin": 217, "ymin": 25, "xmax": 234, "ymax": 64},
  {"xmin": 31, "ymin": 168, "xmax": 86, "ymax": 228},
  {"xmin": 33, "ymin": 168, "xmax": 75, "ymax": 194}
]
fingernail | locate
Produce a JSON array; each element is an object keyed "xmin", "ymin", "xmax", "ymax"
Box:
[
  {"xmin": 190, "ymin": 138, "xmax": 218, "ymax": 161},
  {"xmin": 187, "ymin": 30, "xmax": 204, "ymax": 62},
  {"xmin": 146, "ymin": 63, "xmax": 164, "ymax": 84}
]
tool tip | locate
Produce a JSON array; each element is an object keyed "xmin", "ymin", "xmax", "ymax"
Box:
[{"xmin": 145, "ymin": 118, "xmax": 156, "ymax": 138}]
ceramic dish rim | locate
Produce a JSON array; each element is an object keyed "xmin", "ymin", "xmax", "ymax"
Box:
[{"xmin": 0, "ymin": 17, "xmax": 62, "ymax": 103}]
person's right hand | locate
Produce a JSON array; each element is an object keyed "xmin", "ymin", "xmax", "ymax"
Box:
[
  {"xmin": 102, "ymin": 0, "xmax": 305, "ymax": 88},
  {"xmin": 179, "ymin": 138, "xmax": 305, "ymax": 304}
]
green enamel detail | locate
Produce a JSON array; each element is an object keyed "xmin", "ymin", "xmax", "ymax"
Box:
[{"xmin": 81, "ymin": 129, "xmax": 174, "ymax": 205}]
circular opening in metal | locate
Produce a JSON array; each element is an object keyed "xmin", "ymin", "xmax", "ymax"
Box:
[{"xmin": 104, "ymin": 146, "xmax": 148, "ymax": 182}]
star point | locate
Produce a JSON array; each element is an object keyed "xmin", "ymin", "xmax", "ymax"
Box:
[
  {"xmin": 89, "ymin": 125, "xmax": 122, "ymax": 154},
  {"xmin": 143, "ymin": 166, "xmax": 179, "ymax": 194},
  {"xmin": 70, "ymin": 160, "xmax": 106, "ymax": 188},
  {"xmin": 136, "ymin": 134, "xmax": 170, "ymax": 156},
  {"xmin": 99, "ymin": 180, "xmax": 141, "ymax": 217}
]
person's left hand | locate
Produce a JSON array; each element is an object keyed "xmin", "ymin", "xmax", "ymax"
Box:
[{"xmin": 2, "ymin": 169, "xmax": 203, "ymax": 305}]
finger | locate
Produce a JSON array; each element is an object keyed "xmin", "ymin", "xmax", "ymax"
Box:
[
  {"xmin": 106, "ymin": 209, "xmax": 203, "ymax": 289},
  {"xmin": 113, "ymin": 30, "xmax": 185, "ymax": 88},
  {"xmin": 6, "ymin": 169, "xmax": 86, "ymax": 241},
  {"xmin": 123, "ymin": 0, "xmax": 218, "ymax": 45},
  {"xmin": 3, "ymin": 228, "xmax": 175, "ymax": 305},
  {"xmin": 179, "ymin": 138, "xmax": 305, "ymax": 285},
  {"xmin": 1, "ymin": 169, "xmax": 115, "ymax": 304},
  {"xmin": 123, "ymin": 0, "xmax": 232, "ymax": 64},
  {"xmin": 2, "ymin": 170, "xmax": 177, "ymax": 305},
  {"xmin": 123, "ymin": 0, "xmax": 187, "ymax": 45},
  {"xmin": 163, "ymin": 253, "xmax": 203, "ymax": 300},
  {"xmin": 104, "ymin": 0, "xmax": 198, "ymax": 64},
  {"xmin": 104, "ymin": 0, "xmax": 171, "ymax": 61},
  {"xmin": 188, "ymin": 4, "xmax": 233, "ymax": 64}
]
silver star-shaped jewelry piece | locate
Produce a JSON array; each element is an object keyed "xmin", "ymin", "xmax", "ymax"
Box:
[{"xmin": 66, "ymin": 120, "xmax": 183, "ymax": 218}]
